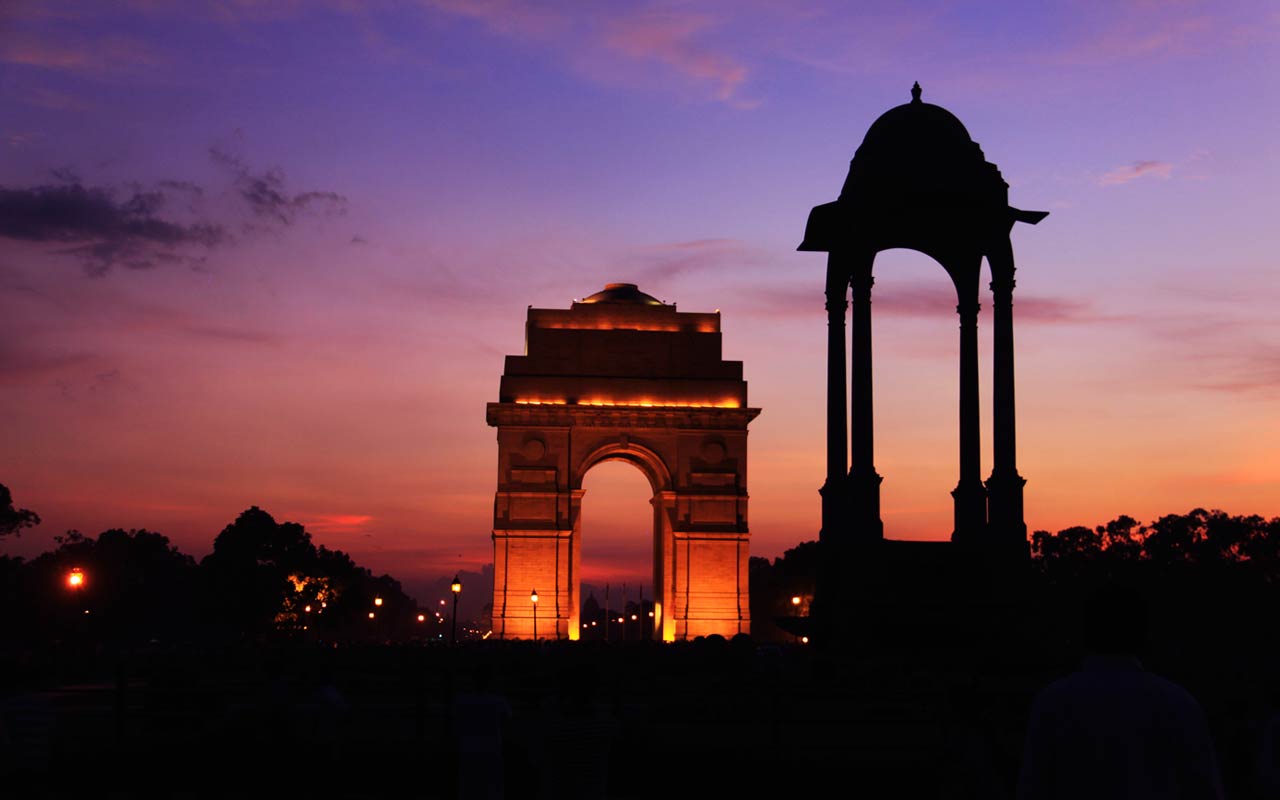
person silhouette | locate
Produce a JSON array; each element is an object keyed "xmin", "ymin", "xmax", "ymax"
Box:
[
  {"xmin": 1016, "ymin": 579, "xmax": 1224, "ymax": 800},
  {"xmin": 451, "ymin": 661, "xmax": 513, "ymax": 800},
  {"xmin": 537, "ymin": 658, "xmax": 616, "ymax": 800}
]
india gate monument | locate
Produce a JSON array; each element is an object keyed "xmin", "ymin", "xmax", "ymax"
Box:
[{"xmin": 487, "ymin": 283, "xmax": 759, "ymax": 641}]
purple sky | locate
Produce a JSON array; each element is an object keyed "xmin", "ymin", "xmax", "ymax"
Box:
[{"xmin": 2, "ymin": 1, "xmax": 1277, "ymax": 601}]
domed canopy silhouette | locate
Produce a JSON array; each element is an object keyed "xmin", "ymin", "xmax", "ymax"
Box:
[
  {"xmin": 580, "ymin": 282, "xmax": 665, "ymax": 306},
  {"xmin": 800, "ymin": 82, "xmax": 1046, "ymax": 255},
  {"xmin": 797, "ymin": 83, "xmax": 1048, "ymax": 646}
]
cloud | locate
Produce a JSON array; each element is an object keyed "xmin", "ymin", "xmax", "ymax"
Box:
[
  {"xmin": 1176, "ymin": 334, "xmax": 1280, "ymax": 396},
  {"xmin": 0, "ymin": 183, "xmax": 226, "ymax": 275},
  {"xmin": 0, "ymin": 345, "xmax": 96, "ymax": 382},
  {"xmin": 424, "ymin": 1, "xmax": 752, "ymax": 105},
  {"xmin": 621, "ymin": 238, "xmax": 766, "ymax": 283},
  {"xmin": 210, "ymin": 146, "xmax": 347, "ymax": 228},
  {"xmin": 424, "ymin": 0, "xmax": 570, "ymax": 40},
  {"xmin": 297, "ymin": 514, "xmax": 376, "ymax": 534},
  {"xmin": 1099, "ymin": 160, "xmax": 1174, "ymax": 186},
  {"xmin": 0, "ymin": 32, "xmax": 163, "ymax": 76},
  {"xmin": 732, "ymin": 280, "xmax": 1109, "ymax": 324},
  {"xmin": 602, "ymin": 10, "xmax": 748, "ymax": 103},
  {"xmin": 0, "ymin": 145, "xmax": 350, "ymax": 275},
  {"xmin": 1056, "ymin": 12, "xmax": 1217, "ymax": 65}
]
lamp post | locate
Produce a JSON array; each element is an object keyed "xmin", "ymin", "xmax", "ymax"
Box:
[
  {"xmin": 66, "ymin": 567, "xmax": 87, "ymax": 628},
  {"xmin": 451, "ymin": 575, "xmax": 462, "ymax": 646},
  {"xmin": 530, "ymin": 589, "xmax": 539, "ymax": 640},
  {"xmin": 791, "ymin": 595, "xmax": 802, "ymax": 643}
]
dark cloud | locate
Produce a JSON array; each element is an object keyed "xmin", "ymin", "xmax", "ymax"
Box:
[
  {"xmin": 1, "ymin": 147, "xmax": 349, "ymax": 275},
  {"xmin": 49, "ymin": 166, "xmax": 81, "ymax": 183},
  {"xmin": 0, "ymin": 183, "xmax": 225, "ymax": 276},
  {"xmin": 209, "ymin": 146, "xmax": 346, "ymax": 227}
]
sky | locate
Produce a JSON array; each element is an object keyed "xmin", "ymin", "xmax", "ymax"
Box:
[{"xmin": 2, "ymin": 0, "xmax": 1278, "ymax": 602}]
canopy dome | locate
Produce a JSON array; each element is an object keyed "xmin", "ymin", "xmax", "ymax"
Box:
[
  {"xmin": 579, "ymin": 283, "xmax": 665, "ymax": 306},
  {"xmin": 839, "ymin": 82, "xmax": 1003, "ymax": 206},
  {"xmin": 859, "ymin": 82, "xmax": 973, "ymax": 153},
  {"xmin": 798, "ymin": 82, "xmax": 1047, "ymax": 253}
]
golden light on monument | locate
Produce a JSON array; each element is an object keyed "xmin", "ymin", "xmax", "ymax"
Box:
[{"xmin": 488, "ymin": 283, "xmax": 760, "ymax": 642}]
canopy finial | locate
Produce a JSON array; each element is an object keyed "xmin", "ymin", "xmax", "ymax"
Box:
[{"xmin": 910, "ymin": 81, "xmax": 922, "ymax": 103}]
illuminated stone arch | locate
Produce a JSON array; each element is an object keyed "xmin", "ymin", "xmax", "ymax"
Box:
[{"xmin": 487, "ymin": 284, "xmax": 760, "ymax": 641}]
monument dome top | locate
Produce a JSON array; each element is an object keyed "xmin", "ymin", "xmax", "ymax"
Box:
[
  {"xmin": 858, "ymin": 82, "xmax": 974, "ymax": 154},
  {"xmin": 579, "ymin": 283, "xmax": 665, "ymax": 306}
]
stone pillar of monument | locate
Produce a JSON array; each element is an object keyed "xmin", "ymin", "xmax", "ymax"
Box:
[
  {"xmin": 820, "ymin": 258, "xmax": 849, "ymax": 536},
  {"xmin": 986, "ymin": 238, "xmax": 1027, "ymax": 551},
  {"xmin": 951, "ymin": 290, "xmax": 987, "ymax": 543},
  {"xmin": 847, "ymin": 254, "xmax": 884, "ymax": 543},
  {"xmin": 814, "ymin": 258, "xmax": 849, "ymax": 645}
]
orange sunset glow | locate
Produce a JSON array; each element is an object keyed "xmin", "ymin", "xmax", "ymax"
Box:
[{"xmin": 1, "ymin": 1, "xmax": 1276, "ymax": 608}]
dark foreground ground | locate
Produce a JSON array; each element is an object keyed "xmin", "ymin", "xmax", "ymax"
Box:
[{"xmin": 3, "ymin": 598, "xmax": 1278, "ymax": 800}]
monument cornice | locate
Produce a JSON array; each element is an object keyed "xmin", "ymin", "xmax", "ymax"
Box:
[{"xmin": 486, "ymin": 402, "xmax": 761, "ymax": 430}]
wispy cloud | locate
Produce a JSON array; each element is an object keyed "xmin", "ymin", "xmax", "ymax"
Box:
[
  {"xmin": 0, "ymin": 346, "xmax": 96, "ymax": 382},
  {"xmin": 731, "ymin": 280, "xmax": 1113, "ymax": 325},
  {"xmin": 210, "ymin": 146, "xmax": 347, "ymax": 229},
  {"xmin": 602, "ymin": 10, "xmax": 749, "ymax": 104},
  {"xmin": 1099, "ymin": 160, "xmax": 1174, "ymax": 186},
  {"xmin": 297, "ymin": 513, "xmax": 376, "ymax": 534},
  {"xmin": 423, "ymin": 1, "xmax": 752, "ymax": 105},
  {"xmin": 423, "ymin": 0, "xmax": 570, "ymax": 39},
  {"xmin": 1056, "ymin": 12, "xmax": 1216, "ymax": 65},
  {"xmin": 0, "ymin": 32, "xmax": 163, "ymax": 75},
  {"xmin": 621, "ymin": 238, "xmax": 767, "ymax": 283}
]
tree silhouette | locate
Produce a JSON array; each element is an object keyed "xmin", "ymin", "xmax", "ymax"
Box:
[
  {"xmin": 0, "ymin": 483, "xmax": 40, "ymax": 538},
  {"xmin": 199, "ymin": 506, "xmax": 414, "ymax": 639}
]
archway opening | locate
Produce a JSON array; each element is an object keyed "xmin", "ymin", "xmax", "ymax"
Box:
[
  {"xmin": 872, "ymin": 248, "xmax": 993, "ymax": 541},
  {"xmin": 579, "ymin": 459, "xmax": 656, "ymax": 641}
]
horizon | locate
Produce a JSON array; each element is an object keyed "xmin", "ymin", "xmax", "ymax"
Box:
[{"xmin": 2, "ymin": 1, "xmax": 1278, "ymax": 600}]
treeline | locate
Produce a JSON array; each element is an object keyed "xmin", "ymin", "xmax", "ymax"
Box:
[
  {"xmin": 749, "ymin": 508, "xmax": 1280, "ymax": 643},
  {"xmin": 0, "ymin": 490, "xmax": 418, "ymax": 648},
  {"xmin": 1031, "ymin": 508, "xmax": 1280, "ymax": 579}
]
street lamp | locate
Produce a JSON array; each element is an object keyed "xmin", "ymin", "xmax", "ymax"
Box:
[
  {"xmin": 66, "ymin": 567, "xmax": 85, "ymax": 590},
  {"xmin": 529, "ymin": 586, "xmax": 540, "ymax": 637},
  {"xmin": 791, "ymin": 595, "xmax": 802, "ymax": 643},
  {"xmin": 374, "ymin": 596, "xmax": 383, "ymax": 607},
  {"xmin": 450, "ymin": 575, "xmax": 462, "ymax": 646}
]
